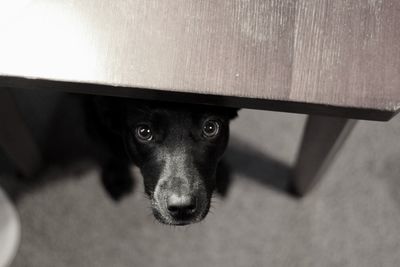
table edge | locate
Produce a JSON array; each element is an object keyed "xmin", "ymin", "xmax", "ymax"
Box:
[{"xmin": 0, "ymin": 75, "xmax": 397, "ymax": 121}]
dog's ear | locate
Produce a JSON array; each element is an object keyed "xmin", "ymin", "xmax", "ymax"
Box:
[
  {"xmin": 90, "ymin": 96, "xmax": 124, "ymax": 135},
  {"xmin": 226, "ymin": 108, "xmax": 240, "ymax": 120}
]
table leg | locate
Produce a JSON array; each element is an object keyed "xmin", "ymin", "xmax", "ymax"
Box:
[
  {"xmin": 291, "ymin": 115, "xmax": 356, "ymax": 196},
  {"xmin": 0, "ymin": 89, "xmax": 42, "ymax": 177}
]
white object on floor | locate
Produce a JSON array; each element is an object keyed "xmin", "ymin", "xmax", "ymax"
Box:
[{"xmin": 0, "ymin": 187, "xmax": 20, "ymax": 267}]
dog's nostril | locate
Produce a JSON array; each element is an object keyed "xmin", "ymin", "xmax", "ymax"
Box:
[
  {"xmin": 167, "ymin": 205, "xmax": 179, "ymax": 213},
  {"xmin": 187, "ymin": 203, "xmax": 196, "ymax": 212},
  {"xmin": 167, "ymin": 195, "xmax": 197, "ymax": 216}
]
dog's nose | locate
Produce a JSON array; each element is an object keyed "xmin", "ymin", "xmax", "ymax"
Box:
[{"xmin": 166, "ymin": 194, "xmax": 197, "ymax": 218}]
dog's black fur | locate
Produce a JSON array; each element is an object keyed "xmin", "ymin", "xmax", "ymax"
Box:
[{"xmin": 85, "ymin": 96, "xmax": 238, "ymax": 225}]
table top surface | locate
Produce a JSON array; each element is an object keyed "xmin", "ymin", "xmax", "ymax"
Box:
[{"xmin": 0, "ymin": 0, "xmax": 399, "ymax": 120}]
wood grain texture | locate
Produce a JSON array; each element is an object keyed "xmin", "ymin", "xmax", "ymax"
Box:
[
  {"xmin": 291, "ymin": 0, "xmax": 400, "ymax": 111},
  {"xmin": 0, "ymin": 0, "xmax": 399, "ymax": 120}
]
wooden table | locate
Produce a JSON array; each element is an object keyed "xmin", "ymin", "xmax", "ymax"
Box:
[{"xmin": 1, "ymin": 0, "xmax": 399, "ymax": 195}]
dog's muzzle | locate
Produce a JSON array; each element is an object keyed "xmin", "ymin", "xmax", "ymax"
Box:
[{"xmin": 151, "ymin": 176, "xmax": 208, "ymax": 225}]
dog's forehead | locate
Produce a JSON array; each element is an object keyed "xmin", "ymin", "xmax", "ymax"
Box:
[
  {"xmin": 124, "ymin": 100, "xmax": 238, "ymax": 127},
  {"xmin": 127, "ymin": 103, "xmax": 215, "ymax": 121}
]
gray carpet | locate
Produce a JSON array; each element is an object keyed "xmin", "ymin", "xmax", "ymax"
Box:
[{"xmin": 1, "ymin": 91, "xmax": 400, "ymax": 267}]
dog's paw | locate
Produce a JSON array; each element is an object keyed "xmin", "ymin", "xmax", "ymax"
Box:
[{"xmin": 101, "ymin": 164, "xmax": 134, "ymax": 201}]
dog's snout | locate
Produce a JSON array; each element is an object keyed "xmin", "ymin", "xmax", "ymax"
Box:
[
  {"xmin": 166, "ymin": 194, "xmax": 197, "ymax": 218},
  {"xmin": 153, "ymin": 174, "xmax": 207, "ymax": 224}
]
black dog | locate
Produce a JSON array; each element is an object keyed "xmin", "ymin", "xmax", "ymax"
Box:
[{"xmin": 86, "ymin": 96, "xmax": 238, "ymax": 225}]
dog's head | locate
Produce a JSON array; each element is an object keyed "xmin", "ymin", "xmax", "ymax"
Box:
[{"xmin": 99, "ymin": 98, "xmax": 237, "ymax": 225}]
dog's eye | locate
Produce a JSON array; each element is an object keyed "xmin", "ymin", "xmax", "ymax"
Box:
[
  {"xmin": 135, "ymin": 124, "xmax": 153, "ymax": 142},
  {"xmin": 202, "ymin": 119, "xmax": 220, "ymax": 138}
]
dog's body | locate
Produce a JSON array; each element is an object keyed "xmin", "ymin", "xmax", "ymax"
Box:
[{"xmin": 85, "ymin": 96, "xmax": 237, "ymax": 225}]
